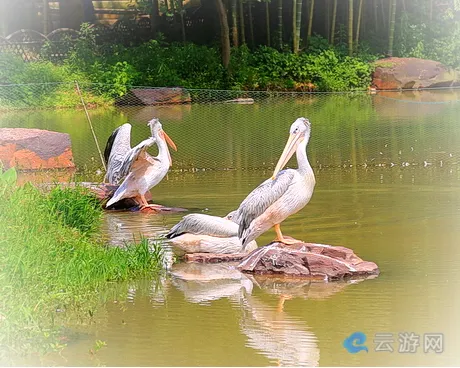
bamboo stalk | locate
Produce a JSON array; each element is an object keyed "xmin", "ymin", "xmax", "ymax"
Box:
[
  {"xmin": 43, "ymin": 0, "xmax": 50, "ymax": 34},
  {"xmin": 295, "ymin": 0, "xmax": 303, "ymax": 52},
  {"xmin": 348, "ymin": 0, "xmax": 353, "ymax": 56},
  {"xmin": 277, "ymin": 0, "xmax": 283, "ymax": 49},
  {"xmin": 0, "ymin": 0, "xmax": 7, "ymax": 37},
  {"xmin": 239, "ymin": 0, "xmax": 246, "ymax": 44},
  {"xmin": 248, "ymin": 0, "xmax": 254, "ymax": 48},
  {"xmin": 216, "ymin": 0, "xmax": 231, "ymax": 67},
  {"xmin": 388, "ymin": 0, "xmax": 396, "ymax": 56},
  {"xmin": 429, "ymin": 0, "xmax": 433, "ymax": 22},
  {"xmin": 292, "ymin": 0, "xmax": 297, "ymax": 52},
  {"xmin": 178, "ymin": 0, "xmax": 186, "ymax": 43},
  {"xmin": 149, "ymin": 0, "xmax": 159, "ymax": 37},
  {"xmin": 265, "ymin": 1, "xmax": 271, "ymax": 46},
  {"xmin": 354, "ymin": 0, "xmax": 363, "ymax": 52},
  {"xmin": 307, "ymin": 0, "xmax": 314, "ymax": 45},
  {"xmin": 373, "ymin": 0, "xmax": 378, "ymax": 33},
  {"xmin": 330, "ymin": 0, "xmax": 337, "ymax": 44},
  {"xmin": 232, "ymin": 0, "xmax": 239, "ymax": 46}
]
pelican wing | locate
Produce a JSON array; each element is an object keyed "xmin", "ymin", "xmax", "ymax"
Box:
[
  {"xmin": 235, "ymin": 170, "xmax": 295, "ymax": 239},
  {"xmin": 104, "ymin": 123, "xmax": 132, "ymax": 184},
  {"xmin": 166, "ymin": 214, "xmax": 238, "ymax": 239},
  {"xmin": 119, "ymin": 137, "xmax": 156, "ymax": 178}
]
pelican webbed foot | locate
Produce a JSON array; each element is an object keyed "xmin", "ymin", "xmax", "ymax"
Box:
[{"xmin": 140, "ymin": 204, "xmax": 163, "ymax": 211}]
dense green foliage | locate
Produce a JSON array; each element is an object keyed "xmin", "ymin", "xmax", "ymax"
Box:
[
  {"xmin": 0, "ymin": 25, "xmax": 374, "ymax": 109},
  {"xmin": 68, "ymin": 35, "xmax": 373, "ymax": 92},
  {"xmin": 0, "ymin": 168, "xmax": 164, "ymax": 359}
]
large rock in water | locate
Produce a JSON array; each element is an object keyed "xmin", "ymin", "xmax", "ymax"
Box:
[
  {"xmin": 0, "ymin": 128, "xmax": 75, "ymax": 170},
  {"xmin": 115, "ymin": 87, "xmax": 191, "ymax": 106},
  {"xmin": 237, "ymin": 241, "xmax": 379, "ymax": 280},
  {"xmin": 372, "ymin": 57, "xmax": 460, "ymax": 90}
]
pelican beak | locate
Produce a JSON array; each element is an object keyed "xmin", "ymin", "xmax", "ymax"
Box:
[
  {"xmin": 160, "ymin": 130, "xmax": 177, "ymax": 151},
  {"xmin": 271, "ymin": 132, "xmax": 303, "ymax": 180},
  {"xmin": 160, "ymin": 129, "xmax": 177, "ymax": 167}
]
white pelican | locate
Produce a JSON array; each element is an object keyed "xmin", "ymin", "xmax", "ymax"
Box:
[
  {"xmin": 166, "ymin": 211, "xmax": 258, "ymax": 254},
  {"xmin": 105, "ymin": 118, "xmax": 177, "ymax": 209},
  {"xmin": 234, "ymin": 117, "xmax": 315, "ymax": 248}
]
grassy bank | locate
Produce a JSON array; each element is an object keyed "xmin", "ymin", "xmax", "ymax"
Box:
[{"xmin": 0, "ymin": 168, "xmax": 163, "ymax": 361}]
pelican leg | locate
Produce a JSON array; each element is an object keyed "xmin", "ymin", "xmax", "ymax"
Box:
[
  {"xmin": 273, "ymin": 224, "xmax": 302, "ymax": 245},
  {"xmin": 139, "ymin": 195, "xmax": 163, "ymax": 211},
  {"xmin": 133, "ymin": 195, "xmax": 144, "ymax": 206},
  {"xmin": 276, "ymin": 294, "xmax": 292, "ymax": 312}
]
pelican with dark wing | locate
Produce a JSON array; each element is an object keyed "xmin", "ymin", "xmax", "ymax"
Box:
[
  {"xmin": 104, "ymin": 123, "xmax": 132, "ymax": 185},
  {"xmin": 166, "ymin": 211, "xmax": 257, "ymax": 254},
  {"xmin": 234, "ymin": 117, "xmax": 315, "ymax": 248},
  {"xmin": 105, "ymin": 118, "xmax": 177, "ymax": 209}
]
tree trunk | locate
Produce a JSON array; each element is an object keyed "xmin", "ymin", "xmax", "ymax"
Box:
[
  {"xmin": 164, "ymin": 0, "xmax": 170, "ymax": 12},
  {"xmin": 265, "ymin": 1, "xmax": 271, "ymax": 46},
  {"xmin": 231, "ymin": 0, "xmax": 239, "ymax": 46},
  {"xmin": 178, "ymin": 0, "xmax": 186, "ymax": 43},
  {"xmin": 277, "ymin": 0, "xmax": 283, "ymax": 49},
  {"xmin": 380, "ymin": 0, "xmax": 385, "ymax": 33},
  {"xmin": 429, "ymin": 0, "xmax": 433, "ymax": 22},
  {"xmin": 354, "ymin": 0, "xmax": 363, "ymax": 52},
  {"xmin": 373, "ymin": 0, "xmax": 378, "ymax": 33},
  {"xmin": 292, "ymin": 0, "xmax": 297, "ymax": 53},
  {"xmin": 215, "ymin": 0, "xmax": 231, "ymax": 68},
  {"xmin": 330, "ymin": 0, "xmax": 337, "ymax": 44},
  {"xmin": 149, "ymin": 0, "xmax": 159, "ymax": 38},
  {"xmin": 248, "ymin": 0, "xmax": 254, "ymax": 48},
  {"xmin": 348, "ymin": 0, "xmax": 353, "ymax": 56},
  {"xmin": 0, "ymin": 0, "xmax": 7, "ymax": 36},
  {"xmin": 59, "ymin": 0, "xmax": 84, "ymax": 29},
  {"xmin": 239, "ymin": 0, "xmax": 246, "ymax": 44},
  {"xmin": 326, "ymin": 0, "xmax": 330, "ymax": 41},
  {"xmin": 388, "ymin": 0, "xmax": 396, "ymax": 56},
  {"xmin": 307, "ymin": 0, "xmax": 314, "ymax": 45},
  {"xmin": 43, "ymin": 0, "xmax": 50, "ymax": 34},
  {"xmin": 294, "ymin": 0, "xmax": 303, "ymax": 53}
]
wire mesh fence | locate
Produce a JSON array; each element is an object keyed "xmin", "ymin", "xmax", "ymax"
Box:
[{"xmin": 1, "ymin": 82, "xmax": 460, "ymax": 180}]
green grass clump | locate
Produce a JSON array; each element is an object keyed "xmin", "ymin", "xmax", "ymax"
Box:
[
  {"xmin": 45, "ymin": 185, "xmax": 102, "ymax": 236},
  {"xmin": 0, "ymin": 168, "xmax": 163, "ymax": 360},
  {"xmin": 0, "ymin": 54, "xmax": 110, "ymax": 109}
]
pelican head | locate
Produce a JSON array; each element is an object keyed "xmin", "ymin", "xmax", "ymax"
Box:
[
  {"xmin": 272, "ymin": 117, "xmax": 311, "ymax": 180},
  {"xmin": 147, "ymin": 118, "xmax": 177, "ymax": 165},
  {"xmin": 224, "ymin": 210, "xmax": 238, "ymax": 222}
]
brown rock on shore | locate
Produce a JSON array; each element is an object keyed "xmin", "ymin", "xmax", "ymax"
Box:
[
  {"xmin": 372, "ymin": 57, "xmax": 460, "ymax": 90},
  {"xmin": 0, "ymin": 128, "xmax": 75, "ymax": 170}
]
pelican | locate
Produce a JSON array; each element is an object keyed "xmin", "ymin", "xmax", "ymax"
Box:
[
  {"xmin": 105, "ymin": 118, "xmax": 177, "ymax": 209},
  {"xmin": 166, "ymin": 211, "xmax": 258, "ymax": 254},
  {"xmin": 234, "ymin": 117, "xmax": 315, "ymax": 248}
]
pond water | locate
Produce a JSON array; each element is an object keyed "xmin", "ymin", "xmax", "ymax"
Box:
[{"xmin": 2, "ymin": 90, "xmax": 460, "ymax": 366}]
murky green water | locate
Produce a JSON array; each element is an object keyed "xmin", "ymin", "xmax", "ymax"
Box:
[{"xmin": 2, "ymin": 90, "xmax": 460, "ymax": 366}]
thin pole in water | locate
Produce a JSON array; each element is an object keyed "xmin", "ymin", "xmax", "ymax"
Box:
[{"xmin": 74, "ymin": 81, "xmax": 107, "ymax": 171}]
